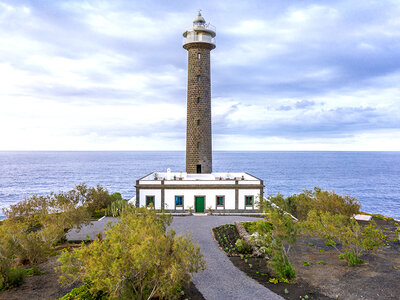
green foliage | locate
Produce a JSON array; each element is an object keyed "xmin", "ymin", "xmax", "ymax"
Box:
[
  {"xmin": 110, "ymin": 192, "xmax": 123, "ymax": 202},
  {"xmin": 242, "ymin": 220, "xmax": 273, "ymax": 234},
  {"xmin": 303, "ymin": 261, "xmax": 310, "ymax": 266},
  {"xmin": 341, "ymin": 251, "xmax": 364, "ymax": 266},
  {"xmin": 57, "ymin": 207, "xmax": 205, "ymax": 299},
  {"xmin": 58, "ymin": 284, "xmax": 103, "ymax": 300},
  {"xmin": 0, "ymin": 184, "xmax": 120, "ymax": 267},
  {"xmin": 5, "ymin": 267, "xmax": 25, "ymax": 289},
  {"xmin": 317, "ymin": 261, "xmax": 326, "ymax": 265},
  {"xmin": 25, "ymin": 265, "xmax": 41, "ymax": 276},
  {"xmin": 235, "ymin": 239, "xmax": 252, "ymax": 254},
  {"xmin": 258, "ymin": 200, "xmax": 299, "ymax": 280},
  {"xmin": 305, "ymin": 211, "xmax": 385, "ymax": 267},
  {"xmin": 0, "ymin": 265, "xmax": 26, "ymax": 290},
  {"xmin": 266, "ymin": 188, "xmax": 361, "ymax": 221},
  {"xmin": 105, "ymin": 199, "xmax": 130, "ymax": 217},
  {"xmin": 307, "ymin": 243, "xmax": 314, "ymax": 246},
  {"xmin": 0, "ymin": 223, "xmax": 16, "ymax": 289},
  {"xmin": 270, "ymin": 251, "xmax": 296, "ymax": 279}
]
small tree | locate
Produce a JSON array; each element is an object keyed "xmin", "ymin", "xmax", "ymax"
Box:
[
  {"xmin": 267, "ymin": 188, "xmax": 361, "ymax": 221},
  {"xmin": 106, "ymin": 199, "xmax": 130, "ymax": 217},
  {"xmin": 0, "ymin": 224, "xmax": 17, "ymax": 289},
  {"xmin": 305, "ymin": 210, "xmax": 385, "ymax": 266},
  {"xmin": 259, "ymin": 198, "xmax": 299, "ymax": 280},
  {"xmin": 57, "ymin": 207, "xmax": 205, "ymax": 299}
]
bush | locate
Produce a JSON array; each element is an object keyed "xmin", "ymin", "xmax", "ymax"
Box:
[
  {"xmin": 342, "ymin": 251, "xmax": 364, "ymax": 266},
  {"xmin": 266, "ymin": 188, "xmax": 361, "ymax": 221},
  {"xmin": 243, "ymin": 220, "xmax": 273, "ymax": 234},
  {"xmin": 305, "ymin": 211, "xmax": 385, "ymax": 267},
  {"xmin": 105, "ymin": 199, "xmax": 130, "ymax": 217},
  {"xmin": 58, "ymin": 284, "xmax": 103, "ymax": 300},
  {"xmin": 25, "ymin": 265, "xmax": 41, "ymax": 276},
  {"xmin": 270, "ymin": 251, "xmax": 296, "ymax": 280},
  {"xmin": 258, "ymin": 199, "xmax": 299, "ymax": 280},
  {"xmin": 235, "ymin": 239, "xmax": 252, "ymax": 253},
  {"xmin": 57, "ymin": 207, "xmax": 205, "ymax": 299},
  {"xmin": 7, "ymin": 267, "xmax": 25, "ymax": 288}
]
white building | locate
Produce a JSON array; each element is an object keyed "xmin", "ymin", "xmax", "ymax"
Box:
[{"xmin": 136, "ymin": 170, "xmax": 263, "ymax": 214}]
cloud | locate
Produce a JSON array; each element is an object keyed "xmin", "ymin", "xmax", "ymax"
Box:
[
  {"xmin": 0, "ymin": 0, "xmax": 399, "ymax": 150},
  {"xmin": 295, "ymin": 100, "xmax": 315, "ymax": 109}
]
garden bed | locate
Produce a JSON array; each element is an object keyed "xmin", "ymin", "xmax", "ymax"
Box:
[
  {"xmin": 213, "ymin": 216, "xmax": 400, "ymax": 300},
  {"xmin": 212, "ymin": 224, "xmax": 331, "ymax": 299}
]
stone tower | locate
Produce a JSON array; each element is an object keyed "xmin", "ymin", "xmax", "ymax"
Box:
[{"xmin": 183, "ymin": 12, "xmax": 216, "ymax": 174}]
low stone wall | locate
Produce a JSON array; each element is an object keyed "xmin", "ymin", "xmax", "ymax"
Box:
[{"xmin": 235, "ymin": 221, "xmax": 264, "ymax": 257}]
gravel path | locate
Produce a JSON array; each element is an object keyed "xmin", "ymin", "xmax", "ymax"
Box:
[
  {"xmin": 171, "ymin": 216, "xmax": 283, "ymax": 300},
  {"xmin": 66, "ymin": 217, "xmax": 117, "ymax": 240}
]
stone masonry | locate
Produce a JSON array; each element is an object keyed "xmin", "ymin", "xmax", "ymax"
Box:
[{"xmin": 184, "ymin": 42, "xmax": 215, "ymax": 174}]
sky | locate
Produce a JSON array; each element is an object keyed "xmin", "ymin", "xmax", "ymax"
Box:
[{"xmin": 0, "ymin": 0, "xmax": 399, "ymax": 151}]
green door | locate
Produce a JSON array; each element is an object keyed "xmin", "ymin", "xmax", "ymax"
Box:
[{"xmin": 195, "ymin": 196, "xmax": 205, "ymax": 213}]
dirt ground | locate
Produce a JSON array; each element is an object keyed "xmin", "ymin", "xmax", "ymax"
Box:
[
  {"xmin": 289, "ymin": 218, "xmax": 400, "ymax": 300},
  {"xmin": 0, "ymin": 256, "xmax": 79, "ymax": 300},
  {"xmin": 214, "ymin": 217, "xmax": 400, "ymax": 300}
]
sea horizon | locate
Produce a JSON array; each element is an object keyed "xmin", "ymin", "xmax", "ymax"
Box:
[{"xmin": 1, "ymin": 151, "xmax": 399, "ymax": 220}]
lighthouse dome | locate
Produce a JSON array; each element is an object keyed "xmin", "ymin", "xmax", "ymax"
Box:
[{"xmin": 193, "ymin": 11, "xmax": 206, "ymax": 25}]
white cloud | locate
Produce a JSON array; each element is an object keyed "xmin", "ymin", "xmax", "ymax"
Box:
[{"xmin": 0, "ymin": 0, "xmax": 399, "ymax": 150}]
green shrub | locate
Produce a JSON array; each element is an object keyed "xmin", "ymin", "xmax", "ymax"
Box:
[
  {"xmin": 342, "ymin": 251, "xmax": 364, "ymax": 266},
  {"xmin": 317, "ymin": 261, "xmax": 326, "ymax": 265},
  {"xmin": 106, "ymin": 199, "xmax": 130, "ymax": 217},
  {"xmin": 6, "ymin": 267, "xmax": 25, "ymax": 288},
  {"xmin": 58, "ymin": 284, "xmax": 103, "ymax": 300},
  {"xmin": 303, "ymin": 261, "xmax": 310, "ymax": 266},
  {"xmin": 25, "ymin": 265, "xmax": 41, "ymax": 276},
  {"xmin": 266, "ymin": 188, "xmax": 360, "ymax": 221},
  {"xmin": 305, "ymin": 211, "xmax": 384, "ymax": 267},
  {"xmin": 270, "ymin": 252, "xmax": 296, "ymax": 279},
  {"xmin": 243, "ymin": 221, "xmax": 273, "ymax": 235},
  {"xmin": 57, "ymin": 207, "xmax": 205, "ymax": 299},
  {"xmin": 235, "ymin": 239, "xmax": 252, "ymax": 253}
]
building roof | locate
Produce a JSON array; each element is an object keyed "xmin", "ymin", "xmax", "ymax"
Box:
[{"xmin": 140, "ymin": 171, "xmax": 261, "ymax": 181}]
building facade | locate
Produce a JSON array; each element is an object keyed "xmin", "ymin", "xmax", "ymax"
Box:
[{"xmin": 136, "ymin": 171, "xmax": 263, "ymax": 213}]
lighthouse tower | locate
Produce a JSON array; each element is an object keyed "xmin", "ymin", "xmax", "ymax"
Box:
[
  {"xmin": 183, "ymin": 12, "xmax": 216, "ymax": 174},
  {"xmin": 135, "ymin": 12, "xmax": 263, "ymax": 215}
]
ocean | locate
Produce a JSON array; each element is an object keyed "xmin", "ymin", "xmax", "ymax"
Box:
[{"xmin": 0, "ymin": 151, "xmax": 399, "ymax": 220}]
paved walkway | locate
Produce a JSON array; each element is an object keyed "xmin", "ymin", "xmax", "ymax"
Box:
[
  {"xmin": 67, "ymin": 215, "xmax": 283, "ymax": 300},
  {"xmin": 66, "ymin": 217, "xmax": 117, "ymax": 241},
  {"xmin": 171, "ymin": 216, "xmax": 283, "ymax": 300}
]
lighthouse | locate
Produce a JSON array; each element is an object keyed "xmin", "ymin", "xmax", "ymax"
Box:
[
  {"xmin": 183, "ymin": 11, "xmax": 216, "ymax": 174},
  {"xmin": 135, "ymin": 12, "xmax": 264, "ymax": 214}
]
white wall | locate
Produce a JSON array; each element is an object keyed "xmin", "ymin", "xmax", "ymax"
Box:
[
  {"xmin": 164, "ymin": 189, "xmax": 236, "ymax": 210},
  {"xmin": 139, "ymin": 188, "xmax": 261, "ymax": 211},
  {"xmin": 139, "ymin": 189, "xmax": 162, "ymax": 209},
  {"xmin": 238, "ymin": 189, "xmax": 261, "ymax": 210}
]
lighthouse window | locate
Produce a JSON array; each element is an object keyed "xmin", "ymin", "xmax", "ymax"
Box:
[
  {"xmin": 197, "ymin": 142, "xmax": 200, "ymax": 149},
  {"xmin": 197, "ymin": 75, "xmax": 201, "ymax": 82},
  {"xmin": 197, "ymin": 53, "xmax": 201, "ymax": 59},
  {"xmin": 197, "ymin": 119, "xmax": 201, "ymax": 126},
  {"xmin": 216, "ymin": 196, "xmax": 224, "ymax": 206},
  {"xmin": 197, "ymin": 97, "xmax": 201, "ymax": 104}
]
